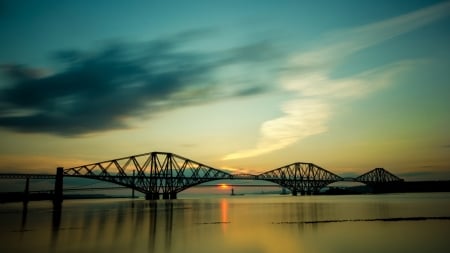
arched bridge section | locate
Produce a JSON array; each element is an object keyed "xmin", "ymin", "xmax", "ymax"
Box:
[
  {"xmin": 354, "ymin": 167, "xmax": 404, "ymax": 193},
  {"xmin": 64, "ymin": 152, "xmax": 232, "ymax": 199},
  {"xmin": 355, "ymin": 167, "xmax": 404, "ymax": 184},
  {"xmin": 257, "ymin": 162, "xmax": 343, "ymax": 195},
  {"xmin": 57, "ymin": 151, "xmax": 405, "ymax": 199}
]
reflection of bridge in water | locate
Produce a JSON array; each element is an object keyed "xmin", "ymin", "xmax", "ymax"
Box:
[{"xmin": 0, "ymin": 152, "xmax": 404, "ymax": 206}]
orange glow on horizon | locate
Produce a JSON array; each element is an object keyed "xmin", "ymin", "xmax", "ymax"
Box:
[{"xmin": 218, "ymin": 183, "xmax": 230, "ymax": 190}]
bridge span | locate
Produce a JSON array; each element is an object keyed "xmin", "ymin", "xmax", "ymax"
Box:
[{"xmin": 0, "ymin": 151, "xmax": 404, "ymax": 204}]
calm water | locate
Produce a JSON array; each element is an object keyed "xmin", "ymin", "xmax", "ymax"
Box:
[{"xmin": 1, "ymin": 193, "xmax": 450, "ymax": 253}]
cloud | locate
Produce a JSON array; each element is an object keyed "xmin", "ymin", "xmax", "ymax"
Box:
[
  {"xmin": 398, "ymin": 170, "xmax": 450, "ymax": 181},
  {"xmin": 0, "ymin": 33, "xmax": 281, "ymax": 136},
  {"xmin": 0, "ymin": 154, "xmax": 89, "ymax": 173},
  {"xmin": 224, "ymin": 99, "xmax": 329, "ymax": 160},
  {"xmin": 290, "ymin": 1, "xmax": 450, "ymax": 69},
  {"xmin": 223, "ymin": 1, "xmax": 450, "ymax": 160}
]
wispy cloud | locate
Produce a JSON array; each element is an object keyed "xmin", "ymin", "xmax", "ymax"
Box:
[
  {"xmin": 0, "ymin": 32, "xmax": 282, "ymax": 136},
  {"xmin": 224, "ymin": 99, "xmax": 329, "ymax": 160},
  {"xmin": 224, "ymin": 1, "xmax": 450, "ymax": 160}
]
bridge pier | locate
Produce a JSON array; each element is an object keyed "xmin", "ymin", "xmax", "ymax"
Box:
[
  {"xmin": 146, "ymin": 193, "xmax": 160, "ymax": 200},
  {"xmin": 23, "ymin": 177, "xmax": 30, "ymax": 207},
  {"xmin": 162, "ymin": 192, "xmax": 177, "ymax": 200},
  {"xmin": 146, "ymin": 192, "xmax": 177, "ymax": 200},
  {"xmin": 131, "ymin": 170, "xmax": 135, "ymax": 199},
  {"xmin": 53, "ymin": 167, "xmax": 64, "ymax": 209}
]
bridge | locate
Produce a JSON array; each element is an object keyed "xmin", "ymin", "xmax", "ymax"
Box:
[{"xmin": 0, "ymin": 151, "xmax": 403, "ymax": 205}]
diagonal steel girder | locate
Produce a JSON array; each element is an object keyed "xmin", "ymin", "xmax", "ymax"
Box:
[
  {"xmin": 62, "ymin": 151, "xmax": 403, "ymax": 197},
  {"xmin": 257, "ymin": 162, "xmax": 343, "ymax": 194},
  {"xmin": 63, "ymin": 152, "xmax": 232, "ymax": 195},
  {"xmin": 355, "ymin": 167, "xmax": 404, "ymax": 185}
]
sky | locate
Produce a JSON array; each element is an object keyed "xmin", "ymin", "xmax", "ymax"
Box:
[{"xmin": 0, "ymin": 0, "xmax": 449, "ymax": 181}]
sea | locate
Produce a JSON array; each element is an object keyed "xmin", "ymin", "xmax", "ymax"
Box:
[{"xmin": 1, "ymin": 192, "xmax": 450, "ymax": 253}]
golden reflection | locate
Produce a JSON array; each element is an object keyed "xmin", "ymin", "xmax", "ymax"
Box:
[
  {"xmin": 3, "ymin": 194, "xmax": 450, "ymax": 253},
  {"xmin": 220, "ymin": 198, "xmax": 229, "ymax": 233}
]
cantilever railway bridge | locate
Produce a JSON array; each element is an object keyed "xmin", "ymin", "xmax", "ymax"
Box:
[{"xmin": 0, "ymin": 151, "xmax": 403, "ymax": 203}]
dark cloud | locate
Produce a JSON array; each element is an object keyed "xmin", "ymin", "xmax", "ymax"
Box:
[
  {"xmin": 398, "ymin": 170, "xmax": 450, "ymax": 181},
  {"xmin": 234, "ymin": 86, "xmax": 269, "ymax": 97},
  {"xmin": 399, "ymin": 171, "xmax": 434, "ymax": 178},
  {"xmin": 0, "ymin": 64, "xmax": 46, "ymax": 81},
  {"xmin": 222, "ymin": 41, "xmax": 280, "ymax": 64},
  {"xmin": 0, "ymin": 34, "xmax": 282, "ymax": 136}
]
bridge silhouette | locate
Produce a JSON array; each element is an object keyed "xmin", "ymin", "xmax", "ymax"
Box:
[{"xmin": 0, "ymin": 151, "xmax": 403, "ymax": 205}]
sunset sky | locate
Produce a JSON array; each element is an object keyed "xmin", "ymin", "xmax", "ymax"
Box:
[{"xmin": 0, "ymin": 0, "xmax": 449, "ymax": 180}]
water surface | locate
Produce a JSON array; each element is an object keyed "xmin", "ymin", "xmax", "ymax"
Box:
[{"xmin": 1, "ymin": 193, "xmax": 449, "ymax": 253}]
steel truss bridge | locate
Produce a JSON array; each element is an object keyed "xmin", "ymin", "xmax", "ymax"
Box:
[{"xmin": 0, "ymin": 151, "xmax": 403, "ymax": 201}]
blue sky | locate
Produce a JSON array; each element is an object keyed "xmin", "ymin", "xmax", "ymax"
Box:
[{"xmin": 0, "ymin": 0, "xmax": 449, "ymax": 180}]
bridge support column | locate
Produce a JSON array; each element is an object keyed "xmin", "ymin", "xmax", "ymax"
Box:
[
  {"xmin": 157, "ymin": 192, "xmax": 177, "ymax": 200},
  {"xmin": 146, "ymin": 193, "xmax": 160, "ymax": 200},
  {"xmin": 23, "ymin": 177, "xmax": 30, "ymax": 207},
  {"xmin": 53, "ymin": 167, "xmax": 64, "ymax": 209},
  {"xmin": 131, "ymin": 170, "xmax": 135, "ymax": 199},
  {"xmin": 292, "ymin": 190, "xmax": 297, "ymax": 196}
]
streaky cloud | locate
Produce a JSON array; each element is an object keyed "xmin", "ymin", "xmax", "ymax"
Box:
[
  {"xmin": 291, "ymin": 1, "xmax": 450, "ymax": 69},
  {"xmin": 0, "ymin": 34, "xmax": 281, "ymax": 136},
  {"xmin": 224, "ymin": 99, "xmax": 329, "ymax": 160},
  {"xmin": 223, "ymin": 1, "xmax": 449, "ymax": 160},
  {"xmin": 282, "ymin": 60, "xmax": 416, "ymax": 99}
]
